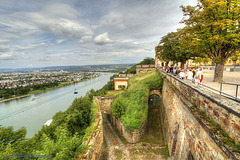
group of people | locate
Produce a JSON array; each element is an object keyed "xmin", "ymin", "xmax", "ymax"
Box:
[{"xmin": 161, "ymin": 65, "xmax": 203, "ymax": 85}]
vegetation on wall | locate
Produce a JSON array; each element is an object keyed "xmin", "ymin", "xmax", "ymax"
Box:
[{"xmin": 112, "ymin": 71, "xmax": 163, "ymax": 131}]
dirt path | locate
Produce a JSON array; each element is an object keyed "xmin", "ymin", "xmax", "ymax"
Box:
[{"xmin": 101, "ymin": 97, "xmax": 168, "ymax": 160}]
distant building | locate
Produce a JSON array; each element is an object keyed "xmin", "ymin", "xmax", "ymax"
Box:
[
  {"xmin": 136, "ymin": 65, "xmax": 155, "ymax": 74},
  {"xmin": 114, "ymin": 74, "xmax": 134, "ymax": 90}
]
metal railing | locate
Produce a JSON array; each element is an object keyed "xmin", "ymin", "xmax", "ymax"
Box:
[
  {"xmin": 219, "ymin": 82, "xmax": 240, "ymax": 100},
  {"xmin": 194, "ymin": 82, "xmax": 240, "ymax": 101},
  {"xmin": 158, "ymin": 69, "xmax": 240, "ymax": 101}
]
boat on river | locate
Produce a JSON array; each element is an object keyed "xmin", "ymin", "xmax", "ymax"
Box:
[
  {"xmin": 74, "ymin": 89, "xmax": 78, "ymax": 94},
  {"xmin": 44, "ymin": 119, "xmax": 53, "ymax": 126}
]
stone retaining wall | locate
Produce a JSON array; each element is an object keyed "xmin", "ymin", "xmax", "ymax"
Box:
[
  {"xmin": 94, "ymin": 96, "xmax": 114, "ymax": 114},
  {"xmin": 111, "ymin": 115, "xmax": 147, "ymax": 143},
  {"xmin": 94, "ymin": 96, "xmax": 148, "ymax": 143},
  {"xmin": 159, "ymin": 70, "xmax": 239, "ymax": 160}
]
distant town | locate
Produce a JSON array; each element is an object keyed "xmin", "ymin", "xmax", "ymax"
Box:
[
  {"xmin": 0, "ymin": 70, "xmax": 99, "ymax": 89},
  {"xmin": 0, "ymin": 64, "xmax": 133, "ymax": 100}
]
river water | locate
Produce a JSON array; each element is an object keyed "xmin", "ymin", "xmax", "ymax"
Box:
[{"xmin": 0, "ymin": 73, "xmax": 114, "ymax": 138}]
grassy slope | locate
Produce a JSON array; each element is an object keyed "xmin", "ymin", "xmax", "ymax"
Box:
[{"xmin": 112, "ymin": 71, "xmax": 163, "ymax": 131}]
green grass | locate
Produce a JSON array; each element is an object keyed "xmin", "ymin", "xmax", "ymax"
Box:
[
  {"xmin": 159, "ymin": 145, "xmax": 170, "ymax": 158},
  {"xmin": 114, "ymin": 149, "xmax": 123, "ymax": 160},
  {"xmin": 111, "ymin": 71, "xmax": 163, "ymax": 132},
  {"xmin": 105, "ymin": 90, "xmax": 124, "ymax": 97}
]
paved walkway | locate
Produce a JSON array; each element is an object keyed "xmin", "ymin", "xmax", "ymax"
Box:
[{"xmin": 201, "ymin": 70, "xmax": 240, "ymax": 99}]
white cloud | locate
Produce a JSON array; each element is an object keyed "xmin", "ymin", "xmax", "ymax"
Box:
[
  {"xmin": 42, "ymin": 2, "xmax": 81, "ymax": 19},
  {"xmin": 99, "ymin": 12, "xmax": 126, "ymax": 30},
  {"xmin": 0, "ymin": 53, "xmax": 13, "ymax": 60},
  {"xmin": 0, "ymin": 0, "xmax": 199, "ymax": 68},
  {"xmin": 57, "ymin": 39, "xmax": 65, "ymax": 44},
  {"xmin": 94, "ymin": 32, "xmax": 112, "ymax": 45}
]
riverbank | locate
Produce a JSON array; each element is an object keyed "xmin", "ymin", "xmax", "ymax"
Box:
[{"xmin": 0, "ymin": 76, "xmax": 100, "ymax": 103}]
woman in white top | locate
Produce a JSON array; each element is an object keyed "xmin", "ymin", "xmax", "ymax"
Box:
[
  {"xmin": 179, "ymin": 70, "xmax": 185, "ymax": 79},
  {"xmin": 186, "ymin": 69, "xmax": 193, "ymax": 80}
]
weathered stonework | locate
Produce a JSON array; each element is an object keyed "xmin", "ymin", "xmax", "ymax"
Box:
[
  {"xmin": 94, "ymin": 96, "xmax": 147, "ymax": 143},
  {"xmin": 94, "ymin": 96, "xmax": 114, "ymax": 114},
  {"xmin": 111, "ymin": 114, "xmax": 147, "ymax": 143},
  {"xmin": 159, "ymin": 70, "xmax": 239, "ymax": 160},
  {"xmin": 149, "ymin": 90, "xmax": 161, "ymax": 97},
  {"xmin": 136, "ymin": 65, "xmax": 155, "ymax": 74}
]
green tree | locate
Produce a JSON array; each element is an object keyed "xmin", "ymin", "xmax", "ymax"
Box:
[
  {"xmin": 181, "ymin": 0, "xmax": 240, "ymax": 81},
  {"xmin": 193, "ymin": 57, "xmax": 203, "ymax": 66},
  {"xmin": 158, "ymin": 30, "xmax": 198, "ymax": 69},
  {"xmin": 231, "ymin": 51, "xmax": 240, "ymax": 68},
  {"xmin": 203, "ymin": 58, "xmax": 211, "ymax": 66},
  {"xmin": 0, "ymin": 126, "xmax": 28, "ymax": 159}
]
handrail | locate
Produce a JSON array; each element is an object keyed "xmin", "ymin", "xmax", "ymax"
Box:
[
  {"xmin": 219, "ymin": 82, "xmax": 240, "ymax": 98},
  {"xmin": 197, "ymin": 82, "xmax": 240, "ymax": 101},
  {"xmin": 159, "ymin": 69, "xmax": 240, "ymax": 102},
  {"xmin": 219, "ymin": 82, "xmax": 240, "ymax": 86}
]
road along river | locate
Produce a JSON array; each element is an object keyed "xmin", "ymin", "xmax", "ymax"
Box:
[{"xmin": 0, "ymin": 72, "xmax": 114, "ymax": 138}]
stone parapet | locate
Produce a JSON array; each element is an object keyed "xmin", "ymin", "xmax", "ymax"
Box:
[
  {"xmin": 136, "ymin": 65, "xmax": 155, "ymax": 74},
  {"xmin": 158, "ymin": 70, "xmax": 240, "ymax": 143},
  {"xmin": 159, "ymin": 70, "xmax": 239, "ymax": 160},
  {"xmin": 119, "ymin": 74, "xmax": 134, "ymax": 78}
]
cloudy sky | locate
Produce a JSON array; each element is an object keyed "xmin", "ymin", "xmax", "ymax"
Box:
[{"xmin": 0, "ymin": 0, "xmax": 197, "ymax": 69}]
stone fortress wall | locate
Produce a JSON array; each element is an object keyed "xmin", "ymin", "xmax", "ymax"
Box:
[
  {"xmin": 136, "ymin": 65, "xmax": 155, "ymax": 74},
  {"xmin": 159, "ymin": 70, "xmax": 239, "ymax": 160}
]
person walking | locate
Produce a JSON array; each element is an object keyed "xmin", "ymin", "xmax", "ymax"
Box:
[
  {"xmin": 195, "ymin": 67, "xmax": 202, "ymax": 85},
  {"xmin": 179, "ymin": 70, "xmax": 185, "ymax": 79},
  {"xmin": 186, "ymin": 69, "xmax": 193, "ymax": 80}
]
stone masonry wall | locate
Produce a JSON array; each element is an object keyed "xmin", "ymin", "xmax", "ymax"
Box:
[
  {"xmin": 95, "ymin": 96, "xmax": 147, "ymax": 143},
  {"xmin": 136, "ymin": 65, "xmax": 155, "ymax": 74},
  {"xmin": 94, "ymin": 96, "xmax": 114, "ymax": 114},
  {"xmin": 111, "ymin": 115, "xmax": 147, "ymax": 143},
  {"xmin": 159, "ymin": 70, "xmax": 239, "ymax": 160},
  {"xmin": 159, "ymin": 70, "xmax": 240, "ymax": 143}
]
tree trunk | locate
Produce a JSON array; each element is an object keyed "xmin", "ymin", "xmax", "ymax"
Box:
[
  {"xmin": 213, "ymin": 63, "xmax": 224, "ymax": 82},
  {"xmin": 180, "ymin": 61, "xmax": 185, "ymax": 69}
]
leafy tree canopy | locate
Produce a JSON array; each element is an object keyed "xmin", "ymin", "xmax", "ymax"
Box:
[
  {"xmin": 157, "ymin": 29, "xmax": 200, "ymax": 68},
  {"xmin": 181, "ymin": 0, "xmax": 240, "ymax": 81}
]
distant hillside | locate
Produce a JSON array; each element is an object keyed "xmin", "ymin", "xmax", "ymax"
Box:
[
  {"xmin": 0, "ymin": 64, "xmax": 135, "ymax": 72},
  {"xmin": 123, "ymin": 58, "xmax": 155, "ymax": 74}
]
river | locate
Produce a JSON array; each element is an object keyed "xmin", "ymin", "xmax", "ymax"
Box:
[{"xmin": 0, "ymin": 72, "xmax": 114, "ymax": 138}]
